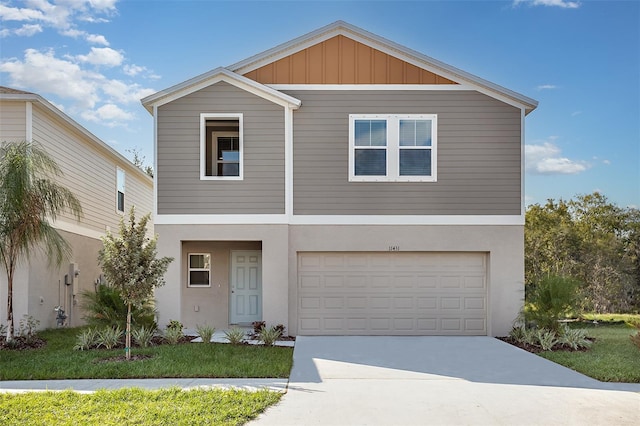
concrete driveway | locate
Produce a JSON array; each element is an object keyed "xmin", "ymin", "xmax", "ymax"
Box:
[{"xmin": 251, "ymin": 336, "xmax": 639, "ymax": 426}]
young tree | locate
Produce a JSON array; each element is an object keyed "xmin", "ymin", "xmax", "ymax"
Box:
[
  {"xmin": 98, "ymin": 207, "xmax": 173, "ymax": 360},
  {"xmin": 0, "ymin": 141, "xmax": 82, "ymax": 340}
]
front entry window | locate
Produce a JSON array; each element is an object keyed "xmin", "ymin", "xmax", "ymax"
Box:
[{"xmin": 188, "ymin": 253, "xmax": 211, "ymax": 287}]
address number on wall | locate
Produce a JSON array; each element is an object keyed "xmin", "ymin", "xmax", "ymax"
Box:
[{"xmin": 388, "ymin": 246, "xmax": 400, "ymax": 251}]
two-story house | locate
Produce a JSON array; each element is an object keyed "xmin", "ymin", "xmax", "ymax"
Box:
[
  {"xmin": 142, "ymin": 21, "xmax": 537, "ymax": 337},
  {"xmin": 0, "ymin": 86, "xmax": 154, "ymax": 330}
]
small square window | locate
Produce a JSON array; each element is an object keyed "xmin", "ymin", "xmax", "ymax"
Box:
[{"xmin": 188, "ymin": 253, "xmax": 211, "ymax": 287}]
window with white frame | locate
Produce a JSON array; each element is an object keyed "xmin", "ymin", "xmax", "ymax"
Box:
[
  {"xmin": 188, "ymin": 253, "xmax": 211, "ymax": 287},
  {"xmin": 116, "ymin": 167, "xmax": 125, "ymax": 212},
  {"xmin": 349, "ymin": 114, "xmax": 437, "ymax": 182},
  {"xmin": 200, "ymin": 113, "xmax": 243, "ymax": 180}
]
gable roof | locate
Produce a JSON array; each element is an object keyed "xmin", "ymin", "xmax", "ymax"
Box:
[
  {"xmin": 142, "ymin": 21, "xmax": 537, "ymax": 115},
  {"xmin": 141, "ymin": 67, "xmax": 302, "ymax": 113},
  {"xmin": 0, "ymin": 87, "xmax": 152, "ymax": 183}
]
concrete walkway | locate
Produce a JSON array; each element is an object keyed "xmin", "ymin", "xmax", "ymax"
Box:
[{"xmin": 250, "ymin": 336, "xmax": 640, "ymax": 426}]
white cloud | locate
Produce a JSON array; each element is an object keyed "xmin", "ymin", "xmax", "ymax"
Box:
[
  {"xmin": 525, "ymin": 140, "xmax": 590, "ymax": 175},
  {"xmin": 86, "ymin": 33, "xmax": 109, "ymax": 45},
  {"xmin": 0, "ymin": 23, "xmax": 43, "ymax": 37},
  {"xmin": 0, "ymin": 48, "xmax": 101, "ymax": 108},
  {"xmin": 101, "ymin": 79, "xmax": 155, "ymax": 104},
  {"xmin": 514, "ymin": 0, "xmax": 581, "ymax": 8},
  {"xmin": 77, "ymin": 47, "xmax": 123, "ymax": 67},
  {"xmin": 123, "ymin": 64, "xmax": 145, "ymax": 77},
  {"xmin": 0, "ymin": 0, "xmax": 117, "ymax": 34},
  {"xmin": 536, "ymin": 84, "xmax": 558, "ymax": 90},
  {"xmin": 81, "ymin": 103, "xmax": 134, "ymax": 124}
]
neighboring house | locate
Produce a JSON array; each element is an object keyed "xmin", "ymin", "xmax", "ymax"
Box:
[
  {"xmin": 0, "ymin": 86, "xmax": 154, "ymax": 330},
  {"xmin": 141, "ymin": 21, "xmax": 537, "ymax": 337}
]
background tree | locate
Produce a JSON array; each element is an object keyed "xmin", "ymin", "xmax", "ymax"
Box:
[
  {"xmin": 98, "ymin": 207, "xmax": 173, "ymax": 360},
  {"xmin": 0, "ymin": 141, "xmax": 82, "ymax": 340},
  {"xmin": 525, "ymin": 192, "xmax": 638, "ymax": 313}
]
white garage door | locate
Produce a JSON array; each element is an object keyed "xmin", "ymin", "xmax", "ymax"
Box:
[{"xmin": 297, "ymin": 252, "xmax": 487, "ymax": 335}]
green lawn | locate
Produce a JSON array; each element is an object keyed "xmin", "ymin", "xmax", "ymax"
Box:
[
  {"xmin": 0, "ymin": 327, "xmax": 293, "ymax": 380},
  {"xmin": 0, "ymin": 388, "xmax": 281, "ymax": 426},
  {"xmin": 539, "ymin": 319, "xmax": 640, "ymax": 383}
]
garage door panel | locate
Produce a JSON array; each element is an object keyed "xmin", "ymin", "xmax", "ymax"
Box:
[{"xmin": 298, "ymin": 252, "xmax": 487, "ymax": 336}]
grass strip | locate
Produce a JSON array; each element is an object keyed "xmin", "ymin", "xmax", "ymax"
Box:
[{"xmin": 0, "ymin": 387, "xmax": 281, "ymax": 426}]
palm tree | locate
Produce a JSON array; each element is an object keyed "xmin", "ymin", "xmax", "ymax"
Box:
[{"xmin": 0, "ymin": 141, "xmax": 82, "ymax": 340}]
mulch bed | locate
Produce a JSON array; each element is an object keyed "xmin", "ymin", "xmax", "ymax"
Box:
[
  {"xmin": 497, "ymin": 336, "xmax": 594, "ymax": 353},
  {"xmin": 0, "ymin": 336, "xmax": 47, "ymax": 350}
]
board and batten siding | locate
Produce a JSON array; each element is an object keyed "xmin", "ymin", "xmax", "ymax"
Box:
[
  {"xmin": 157, "ymin": 81, "xmax": 286, "ymax": 214},
  {"xmin": 0, "ymin": 101, "xmax": 27, "ymax": 141},
  {"xmin": 30, "ymin": 104, "xmax": 153, "ymax": 234},
  {"xmin": 285, "ymin": 90, "xmax": 522, "ymax": 215}
]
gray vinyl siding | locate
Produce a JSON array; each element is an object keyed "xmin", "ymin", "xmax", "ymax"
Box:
[
  {"xmin": 285, "ymin": 90, "xmax": 521, "ymax": 215},
  {"xmin": 157, "ymin": 82, "xmax": 285, "ymax": 214},
  {"xmin": 31, "ymin": 104, "xmax": 153, "ymax": 234},
  {"xmin": 0, "ymin": 101, "xmax": 27, "ymax": 140}
]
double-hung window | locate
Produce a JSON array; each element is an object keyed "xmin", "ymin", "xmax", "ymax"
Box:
[
  {"xmin": 200, "ymin": 113, "xmax": 243, "ymax": 180},
  {"xmin": 116, "ymin": 167, "xmax": 125, "ymax": 212},
  {"xmin": 188, "ymin": 253, "xmax": 211, "ymax": 287},
  {"xmin": 349, "ymin": 114, "xmax": 437, "ymax": 182}
]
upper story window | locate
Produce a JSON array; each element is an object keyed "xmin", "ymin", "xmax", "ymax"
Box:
[
  {"xmin": 188, "ymin": 253, "xmax": 211, "ymax": 287},
  {"xmin": 116, "ymin": 167, "xmax": 125, "ymax": 212},
  {"xmin": 349, "ymin": 114, "xmax": 437, "ymax": 182},
  {"xmin": 200, "ymin": 113, "xmax": 243, "ymax": 180}
]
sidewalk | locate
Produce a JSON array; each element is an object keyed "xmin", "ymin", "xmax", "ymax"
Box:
[{"xmin": 0, "ymin": 378, "xmax": 288, "ymax": 393}]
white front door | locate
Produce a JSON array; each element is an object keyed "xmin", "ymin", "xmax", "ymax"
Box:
[{"xmin": 230, "ymin": 251, "xmax": 262, "ymax": 324}]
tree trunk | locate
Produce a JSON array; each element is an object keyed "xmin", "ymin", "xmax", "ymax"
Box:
[
  {"xmin": 126, "ymin": 302, "xmax": 132, "ymax": 361},
  {"xmin": 6, "ymin": 262, "xmax": 14, "ymax": 341}
]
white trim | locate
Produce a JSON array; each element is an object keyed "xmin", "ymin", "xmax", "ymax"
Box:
[
  {"xmin": 348, "ymin": 114, "xmax": 437, "ymax": 182},
  {"xmin": 187, "ymin": 252, "xmax": 212, "ymax": 287},
  {"xmin": 156, "ymin": 214, "xmax": 290, "ymax": 225},
  {"xmin": 285, "ymin": 107, "xmax": 294, "ymax": 218},
  {"xmin": 200, "ymin": 113, "xmax": 244, "ymax": 180},
  {"xmin": 520, "ymin": 108, "xmax": 526, "ymax": 217},
  {"xmin": 25, "ymin": 101, "xmax": 32, "ymax": 142},
  {"xmin": 153, "ymin": 105, "xmax": 159, "ymax": 218},
  {"xmin": 141, "ymin": 68, "xmax": 301, "ymax": 113},
  {"xmin": 154, "ymin": 214, "xmax": 524, "ymax": 226},
  {"xmin": 52, "ymin": 219, "xmax": 105, "ymax": 240},
  {"xmin": 269, "ymin": 84, "xmax": 474, "ymax": 91}
]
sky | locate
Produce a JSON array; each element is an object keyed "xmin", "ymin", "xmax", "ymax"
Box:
[{"xmin": 0, "ymin": 0, "xmax": 638, "ymax": 208}]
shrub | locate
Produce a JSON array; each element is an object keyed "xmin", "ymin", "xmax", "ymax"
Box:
[
  {"xmin": 96, "ymin": 326, "xmax": 122, "ymax": 350},
  {"xmin": 18, "ymin": 315, "xmax": 39, "ymax": 342},
  {"xmin": 164, "ymin": 320, "xmax": 183, "ymax": 345},
  {"xmin": 196, "ymin": 324, "xmax": 215, "ymax": 343},
  {"xmin": 0, "ymin": 323, "xmax": 6, "ymax": 337},
  {"xmin": 509, "ymin": 325, "xmax": 537, "ymax": 346},
  {"xmin": 258, "ymin": 326, "xmax": 282, "ymax": 346},
  {"xmin": 274, "ymin": 324, "xmax": 286, "ymax": 336},
  {"xmin": 131, "ymin": 326, "xmax": 156, "ymax": 348},
  {"xmin": 81, "ymin": 284, "xmax": 157, "ymax": 330},
  {"xmin": 224, "ymin": 327, "xmax": 246, "ymax": 345},
  {"xmin": 558, "ymin": 325, "xmax": 592, "ymax": 350},
  {"xmin": 535, "ymin": 329, "xmax": 558, "ymax": 351},
  {"xmin": 252, "ymin": 321, "xmax": 266, "ymax": 334},
  {"xmin": 526, "ymin": 275, "xmax": 580, "ymax": 332},
  {"xmin": 74, "ymin": 327, "xmax": 99, "ymax": 351}
]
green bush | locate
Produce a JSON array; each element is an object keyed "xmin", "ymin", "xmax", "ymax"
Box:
[
  {"xmin": 258, "ymin": 326, "xmax": 282, "ymax": 346},
  {"xmin": 195, "ymin": 324, "xmax": 215, "ymax": 343},
  {"xmin": 81, "ymin": 284, "xmax": 156, "ymax": 330},
  {"xmin": 525, "ymin": 275, "xmax": 580, "ymax": 332},
  {"xmin": 558, "ymin": 325, "xmax": 592, "ymax": 350},
  {"xmin": 131, "ymin": 326, "xmax": 156, "ymax": 348},
  {"xmin": 73, "ymin": 327, "xmax": 99, "ymax": 351},
  {"xmin": 96, "ymin": 326, "xmax": 122, "ymax": 350},
  {"xmin": 224, "ymin": 327, "xmax": 246, "ymax": 345},
  {"xmin": 164, "ymin": 320, "xmax": 184, "ymax": 345}
]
